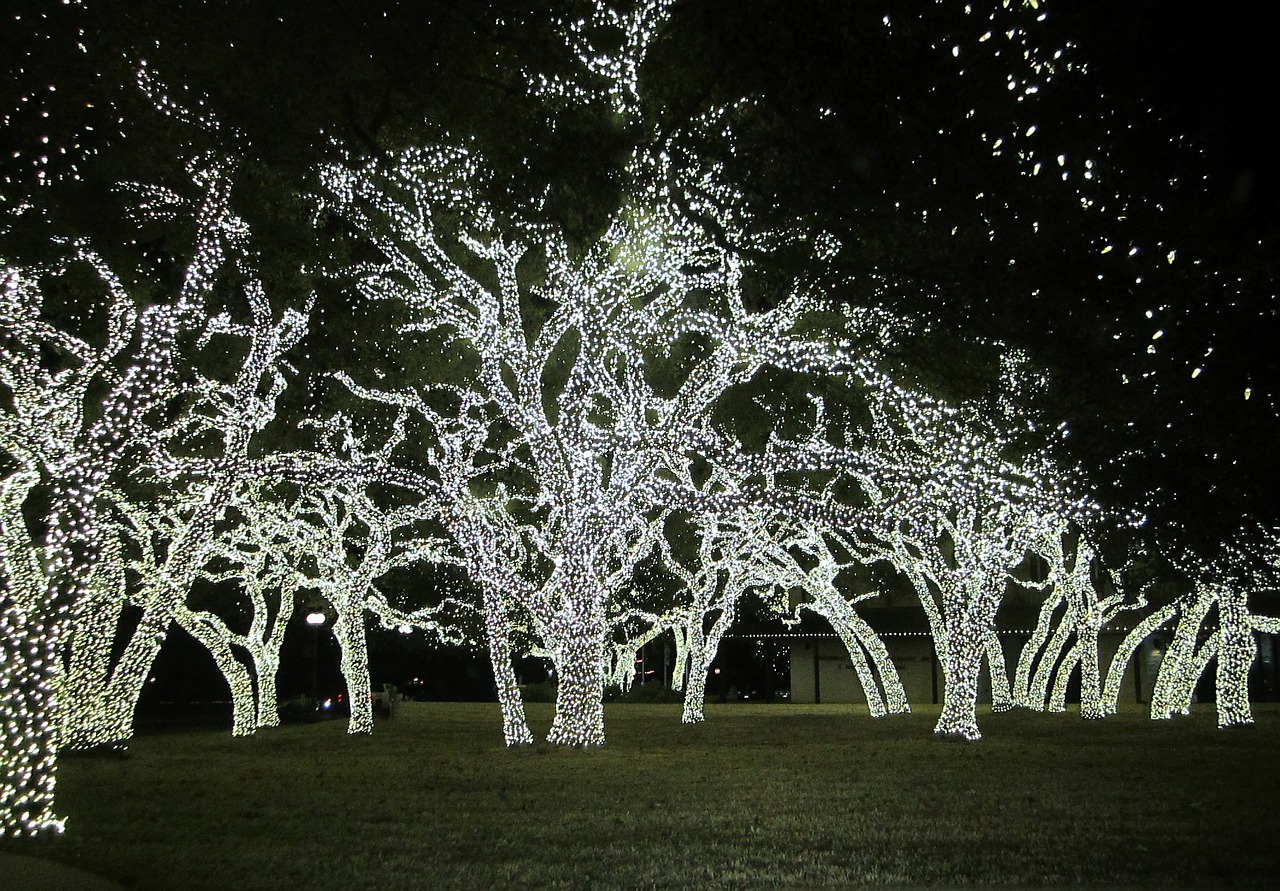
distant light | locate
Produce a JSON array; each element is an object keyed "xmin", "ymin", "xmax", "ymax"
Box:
[{"xmin": 306, "ymin": 612, "xmax": 326, "ymax": 626}]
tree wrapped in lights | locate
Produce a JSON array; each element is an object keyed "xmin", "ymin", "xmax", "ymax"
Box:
[
  {"xmin": 1, "ymin": 149, "xmax": 254, "ymax": 832},
  {"xmin": 848, "ymin": 379, "xmax": 1099, "ymax": 740},
  {"xmin": 1011, "ymin": 524, "xmax": 1133, "ymax": 718},
  {"xmin": 190, "ymin": 491, "xmax": 311, "ymax": 731},
  {"xmin": 283, "ymin": 476, "xmax": 467, "ymax": 735},
  {"xmin": 55, "ymin": 242, "xmax": 313, "ymax": 750},
  {"xmin": 777, "ymin": 525, "xmax": 911, "ymax": 719},
  {"xmin": 1102, "ymin": 528, "xmax": 1280, "ymax": 728},
  {"xmin": 651, "ymin": 483, "xmax": 794, "ymax": 724}
]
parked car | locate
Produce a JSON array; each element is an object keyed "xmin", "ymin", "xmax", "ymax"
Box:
[
  {"xmin": 371, "ymin": 683, "xmax": 398, "ymax": 717},
  {"xmin": 278, "ymin": 691, "xmax": 350, "ymax": 722}
]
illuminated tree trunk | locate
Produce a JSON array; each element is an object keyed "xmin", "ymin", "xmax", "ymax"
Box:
[
  {"xmin": 985, "ymin": 623, "xmax": 1013, "ymax": 712},
  {"xmin": 61, "ymin": 485, "xmax": 233, "ymax": 749},
  {"xmin": 681, "ymin": 590, "xmax": 739, "ymax": 724},
  {"xmin": 609, "ymin": 623, "xmax": 664, "ymax": 693},
  {"xmin": 671, "ymin": 626, "xmax": 690, "ymax": 693},
  {"xmin": 3, "ymin": 472, "xmax": 92, "ymax": 835},
  {"xmin": 1214, "ymin": 588, "xmax": 1254, "ymax": 728},
  {"xmin": 1015, "ymin": 594, "xmax": 1061, "ymax": 707},
  {"xmin": 836, "ymin": 624, "xmax": 887, "ymax": 715},
  {"xmin": 177, "ymin": 610, "xmax": 256, "ymax": 737},
  {"xmin": 253, "ymin": 650, "xmax": 282, "ymax": 729},
  {"xmin": 1, "ymin": 603, "xmax": 65, "ymax": 837},
  {"xmin": 249, "ymin": 595, "xmax": 292, "ymax": 730},
  {"xmin": 935, "ymin": 623, "xmax": 984, "ymax": 740},
  {"xmin": 814, "ymin": 613, "xmax": 883, "ymax": 714},
  {"xmin": 1101, "ymin": 605, "xmax": 1174, "ymax": 713},
  {"xmin": 680, "ymin": 623, "xmax": 710, "ymax": 724},
  {"xmin": 61, "ymin": 607, "xmax": 171, "ymax": 751},
  {"xmin": 807, "ymin": 594, "xmax": 909, "ymax": 716},
  {"xmin": 1076, "ymin": 618, "xmax": 1105, "ymax": 720},
  {"xmin": 547, "ymin": 571, "xmax": 607, "ymax": 747},
  {"xmin": 56, "ymin": 571, "xmax": 128, "ymax": 744},
  {"xmin": 609, "ymin": 642, "xmax": 639, "ymax": 692},
  {"xmin": 1048, "ymin": 645, "xmax": 1075, "ymax": 713},
  {"xmin": 1151, "ymin": 593, "xmax": 1212, "ymax": 719},
  {"xmin": 1029, "ymin": 617, "xmax": 1070, "ymax": 710},
  {"xmin": 332, "ymin": 605, "xmax": 373, "ymax": 735},
  {"xmin": 481, "ymin": 585, "xmax": 533, "ymax": 746}
]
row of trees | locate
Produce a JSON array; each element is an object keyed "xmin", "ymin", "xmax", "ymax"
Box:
[{"xmin": 4, "ymin": 0, "xmax": 1277, "ymax": 837}]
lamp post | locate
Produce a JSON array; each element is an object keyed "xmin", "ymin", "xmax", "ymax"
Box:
[{"xmin": 306, "ymin": 611, "xmax": 326, "ymax": 710}]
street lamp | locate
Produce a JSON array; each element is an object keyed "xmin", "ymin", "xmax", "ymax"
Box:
[{"xmin": 306, "ymin": 611, "xmax": 326, "ymax": 710}]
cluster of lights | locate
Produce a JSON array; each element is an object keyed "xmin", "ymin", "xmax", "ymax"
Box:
[
  {"xmin": 6, "ymin": 5, "xmax": 1277, "ymax": 844},
  {"xmin": 1010, "ymin": 528, "xmax": 1137, "ymax": 719},
  {"xmin": 779, "ymin": 526, "xmax": 911, "ymax": 718},
  {"xmin": 1, "ymin": 150, "xmax": 257, "ymax": 834},
  {"xmin": 319, "ymin": 0, "xmax": 1201, "ymax": 749},
  {"xmin": 55, "ymin": 231, "xmax": 312, "ymax": 753}
]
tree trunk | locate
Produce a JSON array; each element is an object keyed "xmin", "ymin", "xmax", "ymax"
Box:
[
  {"xmin": 1215, "ymin": 589, "xmax": 1255, "ymax": 728},
  {"xmin": 57, "ymin": 581, "xmax": 127, "ymax": 742},
  {"xmin": 1015, "ymin": 594, "xmax": 1062, "ymax": 707},
  {"xmin": 671, "ymin": 626, "xmax": 690, "ymax": 693},
  {"xmin": 547, "ymin": 583, "xmax": 607, "ymax": 747},
  {"xmin": 253, "ymin": 650, "xmax": 282, "ymax": 729},
  {"xmin": 1100, "ymin": 605, "xmax": 1174, "ymax": 713},
  {"xmin": 848, "ymin": 615, "xmax": 910, "ymax": 716},
  {"xmin": 1077, "ymin": 626, "xmax": 1105, "ymax": 720},
  {"xmin": 482, "ymin": 586, "xmax": 533, "ymax": 746},
  {"xmin": 1151, "ymin": 594, "xmax": 1211, "ymax": 719},
  {"xmin": 680, "ymin": 625, "xmax": 709, "ymax": 724},
  {"xmin": 985, "ymin": 628, "xmax": 1014, "ymax": 712},
  {"xmin": 1, "ymin": 604, "xmax": 66, "ymax": 836},
  {"xmin": 1049, "ymin": 645, "xmax": 1076, "ymax": 713},
  {"xmin": 934, "ymin": 623, "xmax": 984, "ymax": 740},
  {"xmin": 610, "ymin": 642, "xmax": 639, "ymax": 693},
  {"xmin": 59, "ymin": 608, "xmax": 171, "ymax": 752},
  {"xmin": 812, "ymin": 596, "xmax": 909, "ymax": 716},
  {"xmin": 179, "ymin": 611, "xmax": 257, "ymax": 736},
  {"xmin": 61, "ymin": 503, "xmax": 225, "ymax": 750},
  {"xmin": 333, "ymin": 606, "xmax": 373, "ymax": 735},
  {"xmin": 1028, "ymin": 618, "xmax": 1069, "ymax": 710},
  {"xmin": 827, "ymin": 615, "xmax": 886, "ymax": 716}
]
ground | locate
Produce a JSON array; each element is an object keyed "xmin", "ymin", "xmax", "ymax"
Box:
[{"xmin": 4, "ymin": 701, "xmax": 1277, "ymax": 888}]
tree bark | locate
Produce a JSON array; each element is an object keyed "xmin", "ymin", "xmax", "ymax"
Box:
[
  {"xmin": 1, "ymin": 605, "xmax": 66, "ymax": 836},
  {"xmin": 482, "ymin": 586, "xmax": 533, "ymax": 746},
  {"xmin": 547, "ymin": 581, "xmax": 607, "ymax": 747},
  {"xmin": 934, "ymin": 621, "xmax": 984, "ymax": 740},
  {"xmin": 253, "ymin": 650, "xmax": 282, "ymax": 729},
  {"xmin": 333, "ymin": 606, "xmax": 373, "ymax": 735},
  {"xmin": 1215, "ymin": 589, "xmax": 1255, "ymax": 728},
  {"xmin": 179, "ymin": 611, "xmax": 257, "ymax": 737},
  {"xmin": 680, "ymin": 624, "xmax": 709, "ymax": 724}
]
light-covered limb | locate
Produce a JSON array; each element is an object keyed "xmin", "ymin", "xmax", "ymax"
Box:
[
  {"xmin": 1014, "ymin": 592, "xmax": 1063, "ymax": 707},
  {"xmin": 1101, "ymin": 604, "xmax": 1174, "ymax": 714},
  {"xmin": 985, "ymin": 627, "xmax": 1014, "ymax": 712},
  {"xmin": 176, "ymin": 607, "xmax": 257, "ymax": 737},
  {"xmin": 1150, "ymin": 593, "xmax": 1213, "ymax": 720}
]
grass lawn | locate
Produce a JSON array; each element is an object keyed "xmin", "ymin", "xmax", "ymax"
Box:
[{"xmin": 6, "ymin": 701, "xmax": 1279, "ymax": 888}]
